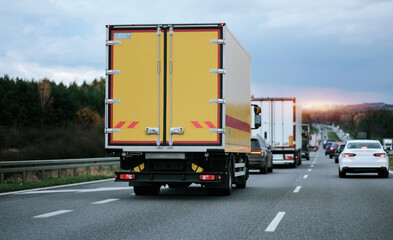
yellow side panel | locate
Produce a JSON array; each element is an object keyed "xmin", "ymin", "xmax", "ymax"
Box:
[
  {"xmin": 167, "ymin": 30, "xmax": 221, "ymax": 144},
  {"xmin": 111, "ymin": 30, "xmax": 164, "ymax": 144}
]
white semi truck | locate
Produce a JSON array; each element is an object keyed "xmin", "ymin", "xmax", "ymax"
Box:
[{"xmin": 252, "ymin": 98, "xmax": 302, "ymax": 167}]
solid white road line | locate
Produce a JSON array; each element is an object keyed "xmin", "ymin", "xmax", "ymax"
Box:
[
  {"xmin": 265, "ymin": 212, "xmax": 286, "ymax": 232},
  {"xmin": 0, "ymin": 178, "xmax": 115, "ymax": 196},
  {"xmin": 18, "ymin": 187, "xmax": 132, "ymax": 194},
  {"xmin": 34, "ymin": 210, "xmax": 73, "ymax": 218},
  {"xmin": 92, "ymin": 198, "xmax": 119, "ymax": 204},
  {"xmin": 293, "ymin": 186, "xmax": 302, "ymax": 193},
  {"xmin": 303, "ymin": 175, "xmax": 308, "ymax": 179}
]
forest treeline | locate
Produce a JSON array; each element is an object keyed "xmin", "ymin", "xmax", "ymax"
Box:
[
  {"xmin": 303, "ymin": 107, "xmax": 393, "ymax": 140},
  {"xmin": 0, "ymin": 75, "xmax": 107, "ymax": 160},
  {"xmin": 1, "ymin": 75, "xmax": 393, "ymax": 160}
]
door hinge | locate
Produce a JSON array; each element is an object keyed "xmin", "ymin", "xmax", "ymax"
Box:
[
  {"xmin": 209, "ymin": 99, "xmax": 225, "ymax": 104},
  {"xmin": 106, "ymin": 40, "xmax": 121, "ymax": 46},
  {"xmin": 210, "ymin": 39, "xmax": 225, "ymax": 44},
  {"xmin": 105, "ymin": 128, "xmax": 120, "ymax": 134},
  {"xmin": 105, "ymin": 99, "xmax": 121, "ymax": 104},
  {"xmin": 106, "ymin": 70, "xmax": 121, "ymax": 75},
  {"xmin": 209, "ymin": 128, "xmax": 225, "ymax": 134},
  {"xmin": 210, "ymin": 69, "xmax": 226, "ymax": 74}
]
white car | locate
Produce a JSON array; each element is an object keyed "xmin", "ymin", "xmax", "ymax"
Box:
[{"xmin": 338, "ymin": 140, "xmax": 389, "ymax": 178}]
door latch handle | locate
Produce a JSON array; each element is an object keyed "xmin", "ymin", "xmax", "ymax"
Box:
[{"xmin": 170, "ymin": 127, "xmax": 184, "ymax": 135}]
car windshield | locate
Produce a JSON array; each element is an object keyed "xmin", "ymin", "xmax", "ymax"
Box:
[
  {"xmin": 347, "ymin": 142, "xmax": 381, "ymax": 149},
  {"xmin": 251, "ymin": 139, "xmax": 260, "ymax": 150}
]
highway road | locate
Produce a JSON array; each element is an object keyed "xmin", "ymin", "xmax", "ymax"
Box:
[{"xmin": 1, "ymin": 148, "xmax": 393, "ymax": 240}]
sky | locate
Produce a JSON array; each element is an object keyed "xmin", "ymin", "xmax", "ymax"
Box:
[{"xmin": 1, "ymin": 0, "xmax": 393, "ymax": 108}]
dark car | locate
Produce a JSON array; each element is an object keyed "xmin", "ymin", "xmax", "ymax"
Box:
[
  {"xmin": 302, "ymin": 138, "xmax": 310, "ymax": 160},
  {"xmin": 325, "ymin": 141, "xmax": 333, "ymax": 156},
  {"xmin": 334, "ymin": 142, "xmax": 346, "ymax": 163},
  {"xmin": 248, "ymin": 136, "xmax": 273, "ymax": 174},
  {"xmin": 328, "ymin": 142, "xmax": 340, "ymax": 158}
]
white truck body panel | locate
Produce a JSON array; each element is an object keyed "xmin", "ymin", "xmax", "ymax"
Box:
[
  {"xmin": 383, "ymin": 139, "xmax": 392, "ymax": 150},
  {"xmin": 252, "ymin": 98, "xmax": 302, "ymax": 165}
]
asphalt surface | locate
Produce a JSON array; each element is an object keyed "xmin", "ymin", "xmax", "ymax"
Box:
[{"xmin": 1, "ymin": 148, "xmax": 393, "ymax": 240}]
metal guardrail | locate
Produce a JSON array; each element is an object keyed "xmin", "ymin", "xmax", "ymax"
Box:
[{"xmin": 0, "ymin": 157, "xmax": 120, "ymax": 184}]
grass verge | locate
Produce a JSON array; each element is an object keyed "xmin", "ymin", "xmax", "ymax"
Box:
[
  {"xmin": 0, "ymin": 174, "xmax": 114, "ymax": 193},
  {"xmin": 328, "ymin": 132, "xmax": 341, "ymax": 142},
  {"xmin": 389, "ymin": 156, "xmax": 393, "ymax": 170}
]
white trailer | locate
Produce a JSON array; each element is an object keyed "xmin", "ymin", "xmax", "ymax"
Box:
[
  {"xmin": 252, "ymin": 98, "xmax": 302, "ymax": 167},
  {"xmin": 383, "ymin": 139, "xmax": 392, "ymax": 151}
]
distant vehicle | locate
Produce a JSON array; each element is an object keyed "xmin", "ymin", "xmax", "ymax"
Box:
[
  {"xmin": 328, "ymin": 142, "xmax": 340, "ymax": 158},
  {"xmin": 324, "ymin": 140, "xmax": 332, "ymax": 150},
  {"xmin": 252, "ymin": 98, "xmax": 302, "ymax": 168},
  {"xmin": 334, "ymin": 142, "xmax": 346, "ymax": 163},
  {"xmin": 309, "ymin": 133, "xmax": 319, "ymax": 151},
  {"xmin": 302, "ymin": 138, "xmax": 310, "ymax": 160},
  {"xmin": 301, "ymin": 124, "xmax": 310, "ymax": 160},
  {"xmin": 325, "ymin": 141, "xmax": 333, "ymax": 155},
  {"xmin": 338, "ymin": 140, "xmax": 389, "ymax": 178},
  {"xmin": 383, "ymin": 139, "xmax": 392, "ymax": 151},
  {"xmin": 248, "ymin": 136, "xmax": 273, "ymax": 174}
]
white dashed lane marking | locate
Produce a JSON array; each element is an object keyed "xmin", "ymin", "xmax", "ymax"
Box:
[
  {"xmin": 34, "ymin": 210, "xmax": 73, "ymax": 218},
  {"xmin": 265, "ymin": 212, "xmax": 286, "ymax": 232},
  {"xmin": 92, "ymin": 198, "xmax": 119, "ymax": 204},
  {"xmin": 303, "ymin": 175, "xmax": 308, "ymax": 179},
  {"xmin": 293, "ymin": 186, "xmax": 302, "ymax": 193}
]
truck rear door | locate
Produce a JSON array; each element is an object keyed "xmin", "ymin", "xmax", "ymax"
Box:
[{"xmin": 106, "ymin": 25, "xmax": 223, "ymax": 150}]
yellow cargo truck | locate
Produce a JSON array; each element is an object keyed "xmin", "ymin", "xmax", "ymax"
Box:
[{"xmin": 105, "ymin": 23, "xmax": 258, "ymax": 196}]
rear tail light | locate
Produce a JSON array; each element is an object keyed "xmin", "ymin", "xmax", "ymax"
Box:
[
  {"xmin": 251, "ymin": 150, "xmax": 263, "ymax": 154},
  {"xmin": 373, "ymin": 153, "xmax": 386, "ymax": 157},
  {"xmin": 285, "ymin": 156, "xmax": 293, "ymax": 160},
  {"xmin": 119, "ymin": 174, "xmax": 136, "ymax": 180},
  {"xmin": 200, "ymin": 175, "xmax": 220, "ymax": 181},
  {"xmin": 314, "ymin": 147, "xmax": 317, "ymax": 150},
  {"xmin": 343, "ymin": 153, "xmax": 356, "ymax": 158}
]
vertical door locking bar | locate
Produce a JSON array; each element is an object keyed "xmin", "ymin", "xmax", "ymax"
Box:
[
  {"xmin": 167, "ymin": 26, "xmax": 184, "ymax": 148},
  {"xmin": 144, "ymin": 26, "xmax": 163, "ymax": 148}
]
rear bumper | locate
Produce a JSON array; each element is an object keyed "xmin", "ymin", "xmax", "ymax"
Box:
[
  {"xmin": 341, "ymin": 167, "xmax": 388, "ymax": 173},
  {"xmin": 115, "ymin": 171, "xmax": 224, "ymax": 185},
  {"xmin": 273, "ymin": 160, "xmax": 295, "ymax": 165},
  {"xmin": 248, "ymin": 158, "xmax": 266, "ymax": 169}
]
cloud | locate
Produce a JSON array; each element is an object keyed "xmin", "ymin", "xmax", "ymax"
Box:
[
  {"xmin": 257, "ymin": 0, "xmax": 393, "ymax": 44},
  {"xmin": 0, "ymin": 52, "xmax": 102, "ymax": 84}
]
